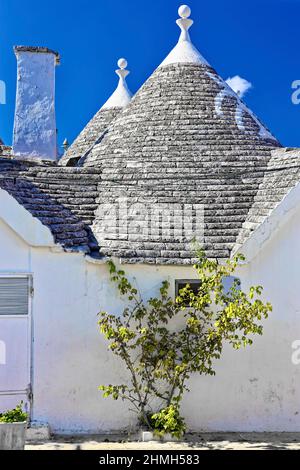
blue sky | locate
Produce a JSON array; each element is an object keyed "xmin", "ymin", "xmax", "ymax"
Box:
[{"xmin": 0, "ymin": 0, "xmax": 299, "ymax": 148}]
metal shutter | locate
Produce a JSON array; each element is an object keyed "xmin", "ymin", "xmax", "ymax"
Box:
[{"xmin": 0, "ymin": 277, "xmax": 29, "ymax": 316}]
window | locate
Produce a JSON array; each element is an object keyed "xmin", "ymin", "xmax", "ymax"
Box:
[
  {"xmin": 66, "ymin": 157, "xmax": 80, "ymax": 167},
  {"xmin": 175, "ymin": 280, "xmax": 201, "ymax": 297},
  {"xmin": 175, "ymin": 280, "xmax": 202, "ymax": 307},
  {"xmin": 175, "ymin": 277, "xmax": 241, "ymax": 306},
  {"xmin": 0, "ymin": 277, "xmax": 30, "ymax": 316}
]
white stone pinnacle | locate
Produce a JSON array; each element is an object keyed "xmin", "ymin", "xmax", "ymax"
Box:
[
  {"xmin": 177, "ymin": 4, "xmax": 194, "ymax": 43},
  {"xmin": 116, "ymin": 57, "xmax": 130, "ymax": 80},
  {"xmin": 178, "ymin": 5, "xmax": 191, "ymax": 19},
  {"xmin": 118, "ymin": 58, "xmax": 128, "ymax": 69},
  {"xmin": 101, "ymin": 58, "xmax": 133, "ymax": 110},
  {"xmin": 159, "ymin": 5, "xmax": 209, "ymax": 67}
]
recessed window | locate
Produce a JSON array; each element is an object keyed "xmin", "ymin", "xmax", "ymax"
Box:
[
  {"xmin": 175, "ymin": 277, "xmax": 241, "ymax": 305},
  {"xmin": 175, "ymin": 280, "xmax": 202, "ymax": 307},
  {"xmin": 0, "ymin": 277, "xmax": 30, "ymax": 316},
  {"xmin": 175, "ymin": 280, "xmax": 201, "ymax": 297}
]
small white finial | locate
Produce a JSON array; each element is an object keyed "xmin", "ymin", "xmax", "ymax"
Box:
[
  {"xmin": 118, "ymin": 58, "xmax": 128, "ymax": 70},
  {"xmin": 116, "ymin": 58, "xmax": 130, "ymax": 80},
  {"xmin": 159, "ymin": 4, "xmax": 209, "ymax": 67},
  {"xmin": 62, "ymin": 138, "xmax": 69, "ymax": 153},
  {"xmin": 101, "ymin": 57, "xmax": 132, "ymax": 109},
  {"xmin": 176, "ymin": 5, "xmax": 193, "ymax": 42},
  {"xmin": 178, "ymin": 5, "xmax": 191, "ymax": 19}
]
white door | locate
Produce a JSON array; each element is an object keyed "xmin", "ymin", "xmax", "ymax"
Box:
[{"xmin": 0, "ymin": 275, "xmax": 32, "ymax": 417}]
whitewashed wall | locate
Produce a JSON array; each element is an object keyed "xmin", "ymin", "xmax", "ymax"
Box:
[{"xmin": 0, "ymin": 205, "xmax": 299, "ymax": 433}]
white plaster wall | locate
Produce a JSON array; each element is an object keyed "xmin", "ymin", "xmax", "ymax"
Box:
[
  {"xmin": 13, "ymin": 51, "xmax": 57, "ymax": 161},
  {"xmin": 0, "ymin": 219, "xmax": 32, "ymax": 271},
  {"xmin": 0, "ymin": 209, "xmax": 300, "ymax": 432},
  {"xmin": 31, "ymin": 259, "xmax": 199, "ymax": 433}
]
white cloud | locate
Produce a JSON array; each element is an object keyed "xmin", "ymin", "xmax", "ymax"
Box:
[{"xmin": 226, "ymin": 75, "xmax": 252, "ymax": 98}]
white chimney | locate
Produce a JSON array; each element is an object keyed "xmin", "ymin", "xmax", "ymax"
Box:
[{"xmin": 13, "ymin": 46, "xmax": 60, "ymax": 162}]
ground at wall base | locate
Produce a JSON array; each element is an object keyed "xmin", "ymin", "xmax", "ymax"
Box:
[{"xmin": 25, "ymin": 432, "xmax": 300, "ymax": 450}]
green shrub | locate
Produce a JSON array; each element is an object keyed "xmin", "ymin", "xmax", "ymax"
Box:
[
  {"xmin": 149, "ymin": 405, "xmax": 186, "ymax": 439},
  {"xmin": 0, "ymin": 402, "xmax": 28, "ymax": 423},
  {"xmin": 99, "ymin": 251, "xmax": 272, "ymax": 438}
]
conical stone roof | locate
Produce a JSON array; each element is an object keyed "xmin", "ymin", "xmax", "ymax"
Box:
[
  {"xmin": 84, "ymin": 6, "xmax": 282, "ymax": 263},
  {"xmin": 59, "ymin": 58, "xmax": 132, "ymax": 167}
]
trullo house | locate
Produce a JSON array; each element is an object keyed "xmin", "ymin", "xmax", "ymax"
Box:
[{"xmin": 0, "ymin": 5, "xmax": 299, "ymax": 433}]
